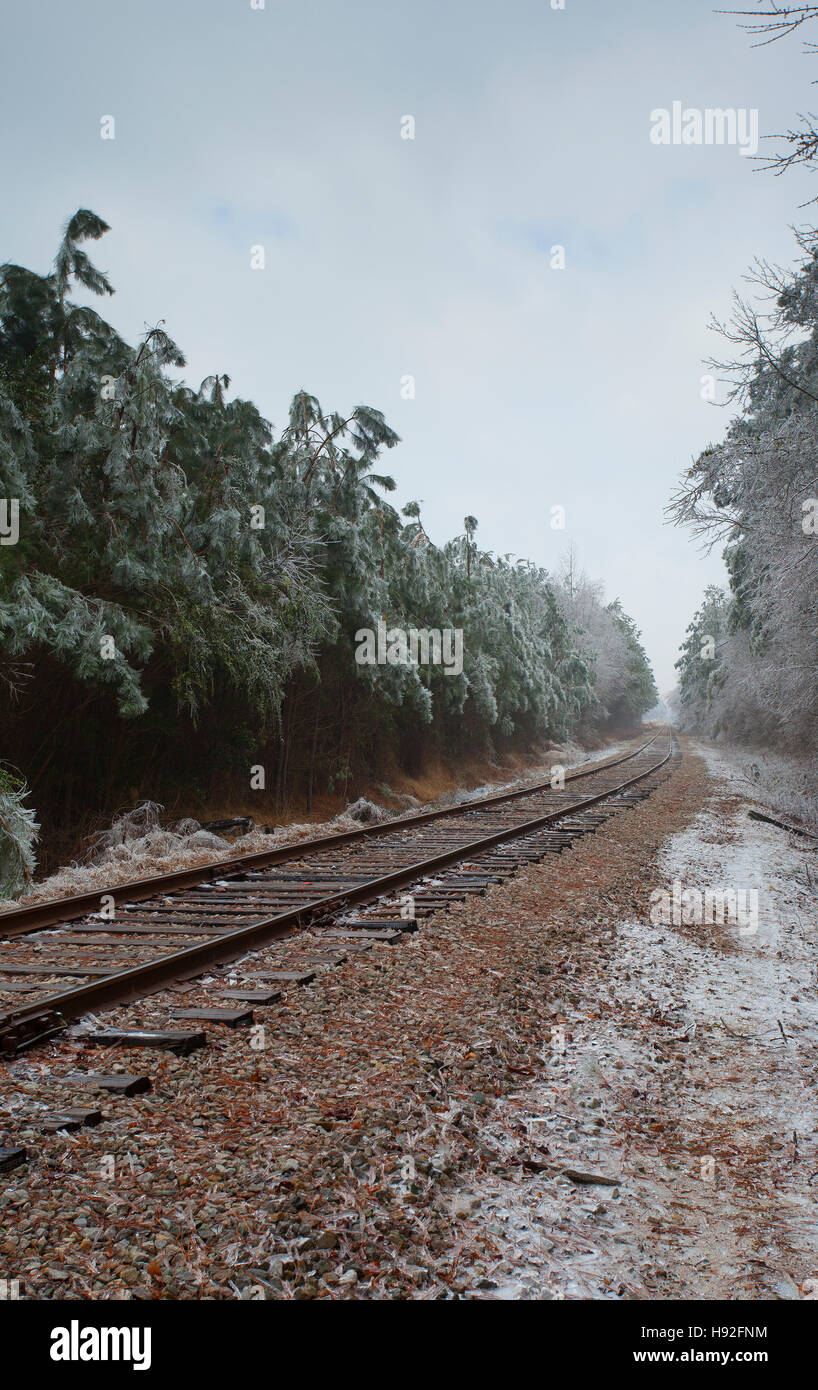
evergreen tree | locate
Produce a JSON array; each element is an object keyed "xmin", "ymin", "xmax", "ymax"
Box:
[{"xmin": 1, "ymin": 210, "xmax": 658, "ymax": 888}]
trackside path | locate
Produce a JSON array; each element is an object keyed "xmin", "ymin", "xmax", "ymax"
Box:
[{"xmin": 461, "ymin": 739, "xmax": 818, "ymax": 1300}]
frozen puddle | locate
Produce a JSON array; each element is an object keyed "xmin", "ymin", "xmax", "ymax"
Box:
[{"xmin": 462, "ymin": 741, "xmax": 818, "ymax": 1300}]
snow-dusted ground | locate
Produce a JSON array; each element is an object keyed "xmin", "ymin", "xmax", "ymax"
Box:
[
  {"xmin": 729, "ymin": 744, "xmax": 818, "ymax": 836},
  {"xmin": 687, "ymin": 736, "xmax": 818, "ymax": 835},
  {"xmin": 462, "ymin": 738, "xmax": 818, "ymax": 1300}
]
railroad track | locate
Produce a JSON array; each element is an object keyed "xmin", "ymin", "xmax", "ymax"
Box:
[
  {"xmin": 0, "ymin": 730, "xmax": 676, "ymax": 1072},
  {"xmin": 0, "ymin": 729, "xmax": 678, "ymax": 1170}
]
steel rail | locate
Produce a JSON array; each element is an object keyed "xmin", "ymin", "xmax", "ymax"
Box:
[
  {"xmin": 0, "ymin": 733, "xmax": 674, "ymax": 1040},
  {"xmin": 0, "ymin": 732, "xmax": 659, "ymax": 940}
]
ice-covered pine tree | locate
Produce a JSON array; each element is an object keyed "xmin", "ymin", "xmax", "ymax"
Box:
[{"xmin": 0, "ymin": 767, "xmax": 39, "ymax": 899}]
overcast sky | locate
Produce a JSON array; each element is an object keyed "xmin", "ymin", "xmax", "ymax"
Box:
[{"xmin": 1, "ymin": 0, "xmax": 814, "ymax": 689}]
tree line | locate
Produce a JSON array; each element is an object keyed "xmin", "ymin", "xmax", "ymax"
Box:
[
  {"xmin": 671, "ymin": 9, "xmax": 818, "ymax": 752},
  {"xmin": 0, "ymin": 211, "xmax": 656, "ymax": 894}
]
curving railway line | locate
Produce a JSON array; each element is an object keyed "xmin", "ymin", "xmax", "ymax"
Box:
[{"xmin": 0, "ymin": 730, "xmax": 677, "ymax": 1065}]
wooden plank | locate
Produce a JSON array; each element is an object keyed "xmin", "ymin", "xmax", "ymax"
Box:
[
  {"xmin": 341, "ymin": 917, "xmax": 418, "ymax": 932},
  {"xmin": 60, "ymin": 1072, "xmax": 152, "ymax": 1096},
  {"xmin": 0, "ymin": 1146, "xmax": 27, "ymax": 1173},
  {"xmin": 748, "ymin": 807, "xmax": 818, "ymax": 840},
  {"xmin": 0, "ymin": 965, "xmax": 116, "ymax": 977},
  {"xmin": 169, "ymin": 1007, "xmax": 254, "ymax": 1027},
  {"xmin": 71, "ymin": 923, "xmax": 231, "ymax": 935},
  {"xmin": 226, "ymin": 876, "xmax": 369, "ymax": 886},
  {"xmin": 306, "ymin": 939, "xmax": 372, "ymax": 952},
  {"xmin": 252, "ymin": 970, "xmax": 315, "ymax": 985},
  {"xmin": 219, "ymin": 989, "xmax": 281, "ymax": 1005},
  {"xmin": 39, "ymin": 1115, "xmax": 83, "ymax": 1133},
  {"xmin": 43, "ymin": 934, "xmax": 205, "ymax": 947},
  {"xmin": 322, "ymin": 928, "xmax": 402, "ymax": 943},
  {"xmin": 85, "ymin": 1029, "xmax": 207, "ymax": 1055},
  {"xmin": 39, "ymin": 1108, "xmax": 103, "ymax": 1133}
]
